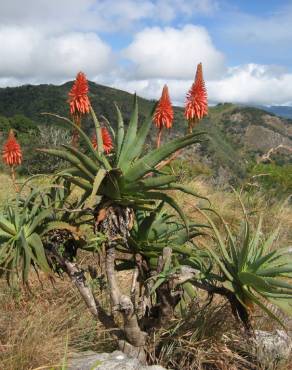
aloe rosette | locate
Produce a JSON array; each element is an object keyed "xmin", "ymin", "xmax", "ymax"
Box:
[{"xmin": 40, "ymin": 96, "xmax": 207, "ymax": 228}]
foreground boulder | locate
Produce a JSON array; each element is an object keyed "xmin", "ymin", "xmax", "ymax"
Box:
[
  {"xmin": 254, "ymin": 330, "xmax": 292, "ymax": 367},
  {"xmin": 68, "ymin": 350, "xmax": 167, "ymax": 370}
]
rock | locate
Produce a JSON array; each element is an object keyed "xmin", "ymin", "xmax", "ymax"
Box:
[
  {"xmin": 230, "ymin": 112, "xmax": 244, "ymax": 123},
  {"xmin": 245, "ymin": 125, "xmax": 292, "ymax": 152},
  {"xmin": 68, "ymin": 350, "xmax": 167, "ymax": 370},
  {"xmin": 254, "ymin": 330, "xmax": 292, "ymax": 367}
]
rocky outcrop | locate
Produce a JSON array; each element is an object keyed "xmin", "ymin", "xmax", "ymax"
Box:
[
  {"xmin": 253, "ymin": 330, "xmax": 292, "ymax": 368},
  {"xmin": 244, "ymin": 125, "xmax": 292, "ymax": 152},
  {"xmin": 68, "ymin": 350, "xmax": 167, "ymax": 370}
]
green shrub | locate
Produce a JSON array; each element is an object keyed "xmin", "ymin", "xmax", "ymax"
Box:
[{"xmin": 250, "ymin": 163, "xmax": 292, "ymax": 195}]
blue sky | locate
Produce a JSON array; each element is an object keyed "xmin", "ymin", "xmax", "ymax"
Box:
[{"xmin": 0, "ymin": 0, "xmax": 292, "ymax": 105}]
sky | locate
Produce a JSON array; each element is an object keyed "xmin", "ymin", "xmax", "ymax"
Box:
[{"xmin": 1, "ymin": 0, "xmax": 292, "ymax": 106}]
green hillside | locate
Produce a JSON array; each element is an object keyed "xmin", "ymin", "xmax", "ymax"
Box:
[{"xmin": 0, "ymin": 82, "xmax": 291, "ymax": 189}]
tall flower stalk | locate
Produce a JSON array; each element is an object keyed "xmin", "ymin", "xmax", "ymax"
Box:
[
  {"xmin": 68, "ymin": 72, "xmax": 91, "ymax": 146},
  {"xmin": 153, "ymin": 85, "xmax": 174, "ymax": 148},
  {"xmin": 2, "ymin": 129, "xmax": 22, "ymax": 191},
  {"xmin": 185, "ymin": 63, "xmax": 208, "ymax": 133}
]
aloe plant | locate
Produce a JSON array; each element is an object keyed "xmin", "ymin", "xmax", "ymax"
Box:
[
  {"xmin": 196, "ymin": 202, "xmax": 292, "ymax": 329},
  {"xmin": 0, "ymin": 189, "xmax": 52, "ymax": 285},
  {"xmin": 107, "ymin": 204, "xmax": 212, "ymax": 325},
  {"xmin": 38, "ymin": 97, "xmax": 208, "ymax": 358},
  {"xmin": 40, "ymin": 97, "xmax": 206, "ymax": 225},
  {"xmin": 34, "ymin": 179, "xmax": 89, "ymax": 271},
  {"xmin": 128, "ymin": 204, "xmax": 210, "ymax": 271},
  {"xmin": 1, "ymin": 82, "xmax": 291, "ymax": 367},
  {"xmin": 0, "ymin": 178, "xmax": 93, "ymax": 284}
]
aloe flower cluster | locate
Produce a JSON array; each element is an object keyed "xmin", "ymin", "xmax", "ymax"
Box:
[
  {"xmin": 68, "ymin": 71, "xmax": 91, "ymax": 120},
  {"xmin": 2, "ymin": 128, "xmax": 22, "ymax": 190},
  {"xmin": 68, "ymin": 71, "xmax": 113, "ymax": 150},
  {"xmin": 152, "ymin": 62, "xmax": 208, "ymax": 146},
  {"xmin": 2, "ymin": 129, "xmax": 22, "ymax": 166},
  {"xmin": 153, "ymin": 85, "xmax": 174, "ymax": 147},
  {"xmin": 185, "ymin": 63, "xmax": 208, "ymax": 132}
]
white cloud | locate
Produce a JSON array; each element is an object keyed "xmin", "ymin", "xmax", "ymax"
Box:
[
  {"xmin": 35, "ymin": 32, "xmax": 114, "ymax": 78},
  {"xmin": 0, "ymin": 0, "xmax": 220, "ymax": 85},
  {"xmin": 0, "ymin": 27, "xmax": 39, "ymax": 78},
  {"xmin": 0, "ymin": 0, "xmax": 219, "ymax": 33},
  {"xmin": 208, "ymin": 64, "xmax": 292, "ymax": 106},
  {"xmin": 107, "ymin": 64, "xmax": 292, "ymax": 107},
  {"xmin": 0, "ymin": 27, "xmax": 114, "ymax": 82},
  {"xmin": 0, "ymin": 1, "xmax": 291, "ymax": 107},
  {"xmin": 106, "ymin": 77, "xmax": 189, "ymax": 106},
  {"xmin": 124, "ymin": 25, "xmax": 225, "ymax": 80}
]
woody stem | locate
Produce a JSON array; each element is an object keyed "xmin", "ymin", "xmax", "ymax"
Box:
[
  {"xmin": 71, "ymin": 129, "xmax": 79, "ymax": 147},
  {"xmin": 188, "ymin": 122, "xmax": 193, "ymax": 134},
  {"xmin": 156, "ymin": 127, "xmax": 163, "ymax": 148},
  {"xmin": 10, "ymin": 166, "xmax": 19, "ymax": 193},
  {"xmin": 71, "ymin": 116, "xmax": 81, "ymax": 147}
]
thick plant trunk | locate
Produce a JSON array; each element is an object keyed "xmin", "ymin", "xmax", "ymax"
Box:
[
  {"xmin": 105, "ymin": 242, "xmax": 147, "ymax": 346},
  {"xmin": 95, "ymin": 203, "xmax": 147, "ymax": 362},
  {"xmin": 142, "ymin": 248, "xmax": 200, "ymax": 329},
  {"xmin": 191, "ymin": 280, "xmax": 252, "ymax": 333},
  {"xmin": 155, "ymin": 248, "xmax": 177, "ymax": 325}
]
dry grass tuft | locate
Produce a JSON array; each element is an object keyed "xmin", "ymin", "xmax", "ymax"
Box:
[
  {"xmin": 147, "ymin": 302, "xmax": 259, "ymax": 370},
  {"xmin": 0, "ymin": 274, "xmax": 113, "ymax": 370},
  {"xmin": 175, "ymin": 178, "xmax": 292, "ymax": 247},
  {"xmin": 0, "ymin": 174, "xmax": 18, "ymax": 209}
]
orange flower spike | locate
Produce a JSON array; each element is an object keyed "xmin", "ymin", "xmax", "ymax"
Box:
[
  {"xmin": 92, "ymin": 127, "xmax": 113, "ymax": 154},
  {"xmin": 2, "ymin": 129, "xmax": 22, "ymax": 167},
  {"xmin": 68, "ymin": 72, "xmax": 91, "ymax": 118},
  {"xmin": 2, "ymin": 129, "xmax": 22, "ymax": 192},
  {"xmin": 153, "ymin": 84, "xmax": 174, "ymax": 148},
  {"xmin": 184, "ymin": 62, "xmax": 208, "ymax": 132},
  {"xmin": 68, "ymin": 71, "xmax": 91, "ymax": 146}
]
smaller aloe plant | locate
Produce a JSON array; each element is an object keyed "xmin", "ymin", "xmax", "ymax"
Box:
[
  {"xmin": 195, "ymin": 200, "xmax": 292, "ymax": 329},
  {"xmin": 0, "ymin": 179, "xmax": 91, "ymax": 285},
  {"xmin": 129, "ymin": 204, "xmax": 210, "ymax": 270},
  {"xmin": 115, "ymin": 204, "xmax": 212, "ymax": 324},
  {"xmin": 0, "ymin": 188, "xmax": 52, "ymax": 285}
]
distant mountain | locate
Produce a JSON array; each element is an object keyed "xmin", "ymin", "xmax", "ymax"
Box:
[
  {"xmin": 0, "ymin": 82, "xmax": 291, "ymax": 182},
  {"xmin": 258, "ymin": 105, "xmax": 292, "ymax": 119},
  {"xmin": 0, "ymin": 82, "xmax": 159, "ymax": 122}
]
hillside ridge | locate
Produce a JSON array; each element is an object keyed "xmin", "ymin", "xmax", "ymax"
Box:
[{"xmin": 0, "ymin": 81, "xmax": 291, "ymax": 182}]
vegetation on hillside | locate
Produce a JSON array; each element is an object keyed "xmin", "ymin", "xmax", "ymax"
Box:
[
  {"xmin": 0, "ymin": 69, "xmax": 291, "ymax": 370},
  {"xmin": 0, "ymin": 81, "xmax": 291, "ymax": 189},
  {"xmin": 0, "ymin": 174, "xmax": 291, "ymax": 370}
]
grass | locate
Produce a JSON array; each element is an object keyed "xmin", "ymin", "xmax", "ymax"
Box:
[
  {"xmin": 0, "ymin": 174, "xmax": 18, "ymax": 209},
  {"xmin": 148, "ymin": 303, "xmax": 259, "ymax": 369},
  {"xmin": 0, "ymin": 269, "xmax": 115, "ymax": 370},
  {"xmin": 175, "ymin": 177, "xmax": 292, "ymax": 245}
]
